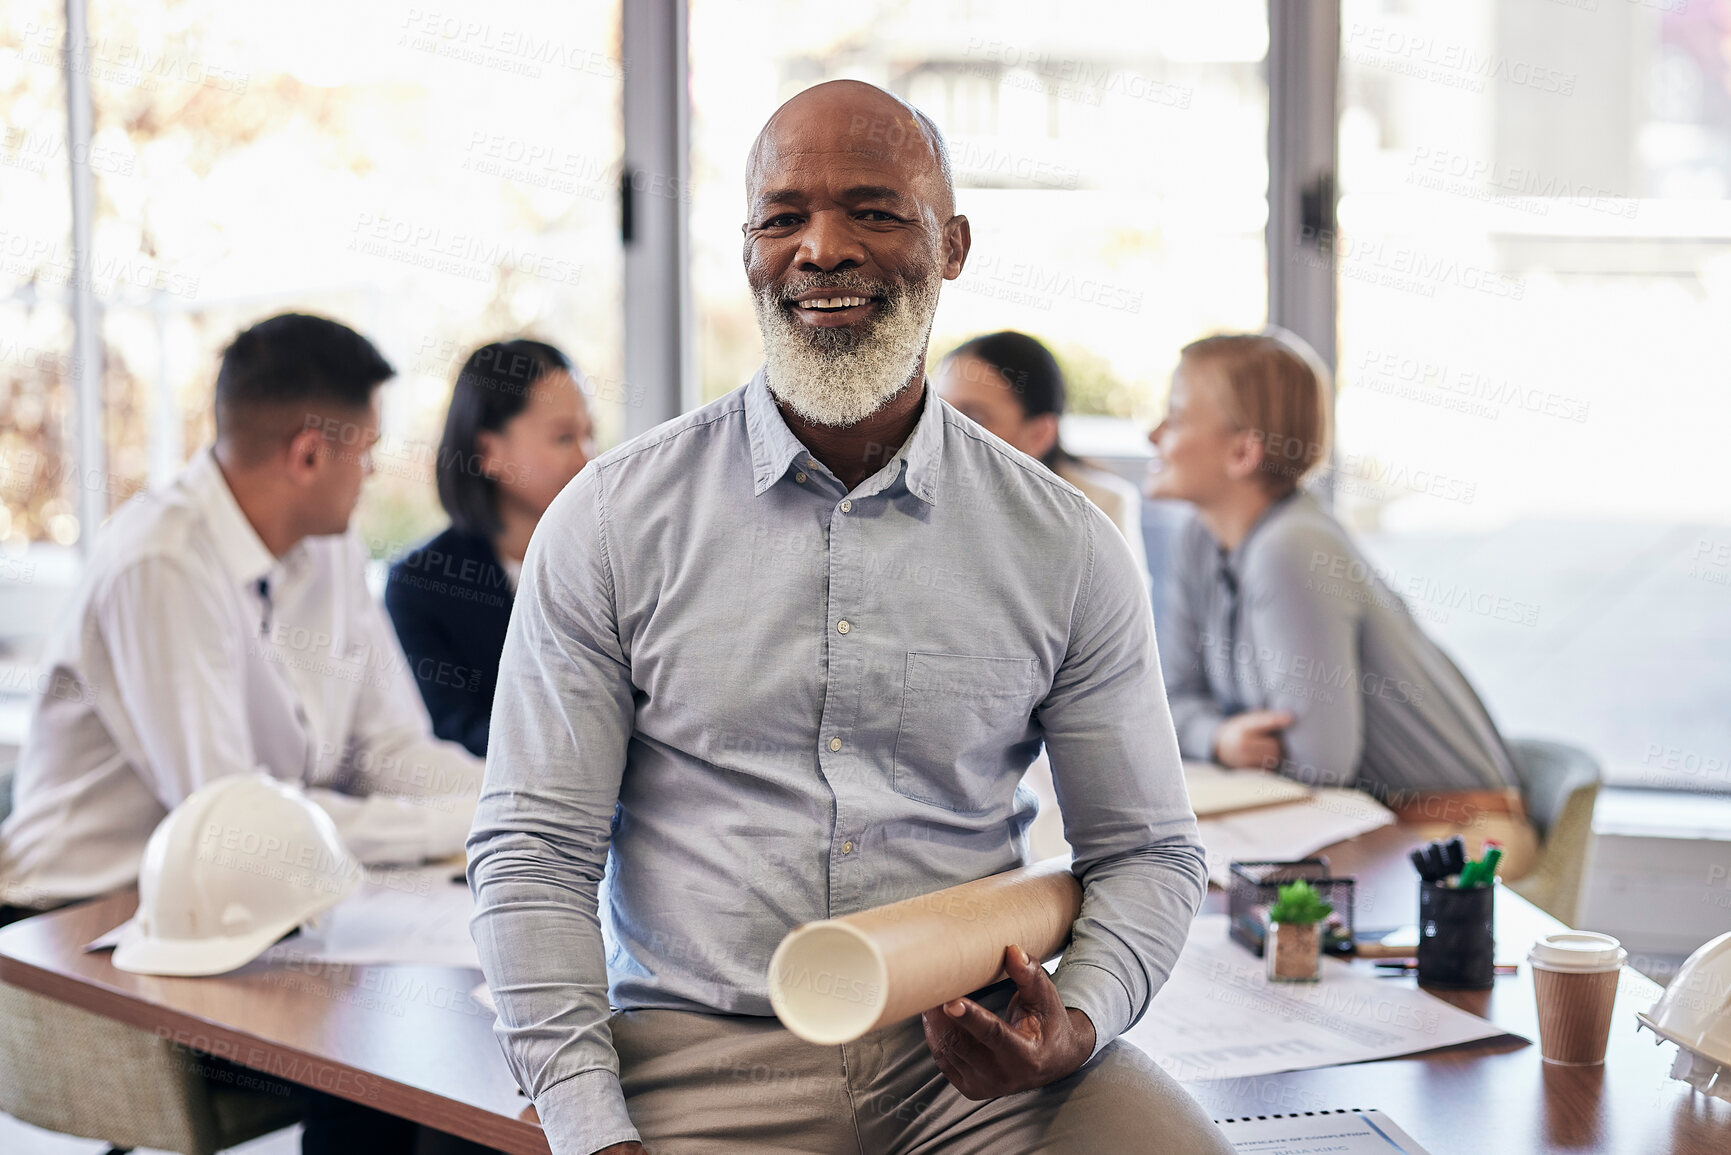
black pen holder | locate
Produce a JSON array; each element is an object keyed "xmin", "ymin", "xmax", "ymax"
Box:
[{"xmin": 1416, "ymin": 880, "xmax": 1495, "ymax": 989}]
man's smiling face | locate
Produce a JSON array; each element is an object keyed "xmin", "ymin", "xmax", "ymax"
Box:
[{"xmin": 742, "ymin": 82, "xmax": 970, "ymax": 428}]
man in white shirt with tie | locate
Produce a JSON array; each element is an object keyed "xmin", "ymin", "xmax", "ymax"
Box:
[{"xmin": 0, "ymin": 312, "xmax": 481, "ymax": 919}]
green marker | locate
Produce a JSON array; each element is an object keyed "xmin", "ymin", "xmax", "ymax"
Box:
[
  {"xmin": 1459, "ymin": 843, "xmax": 1503, "ymax": 888},
  {"xmin": 1476, "ymin": 844, "xmax": 1504, "ymax": 887}
]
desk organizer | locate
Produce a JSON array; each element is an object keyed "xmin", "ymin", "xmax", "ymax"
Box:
[
  {"xmin": 1228, "ymin": 859, "xmax": 1356, "ymax": 957},
  {"xmin": 1416, "ymin": 878, "xmax": 1495, "ymax": 989}
]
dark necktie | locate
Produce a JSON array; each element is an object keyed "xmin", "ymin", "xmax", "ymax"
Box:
[
  {"xmin": 255, "ymin": 576, "xmax": 272, "ymax": 639},
  {"xmin": 1217, "ymin": 550, "xmax": 1245, "ymax": 715}
]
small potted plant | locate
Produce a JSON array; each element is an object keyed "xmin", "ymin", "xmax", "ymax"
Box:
[{"xmin": 1266, "ymin": 880, "xmax": 1332, "ymax": 982}]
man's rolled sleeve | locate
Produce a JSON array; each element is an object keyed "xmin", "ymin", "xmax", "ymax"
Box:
[
  {"xmin": 535, "ymin": 1069, "xmax": 641, "ymax": 1155},
  {"xmin": 1039, "ymin": 510, "xmax": 1208, "ymax": 1057},
  {"xmin": 1051, "ymin": 960, "xmax": 1135, "ymax": 1064},
  {"xmin": 466, "ymin": 470, "xmax": 639, "ymax": 1155}
]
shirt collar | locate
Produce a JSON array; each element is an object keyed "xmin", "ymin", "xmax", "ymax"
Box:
[
  {"xmin": 1224, "ymin": 489, "xmax": 1303, "ymax": 572},
  {"xmin": 745, "ymin": 367, "xmax": 815, "ymax": 496},
  {"xmin": 182, "ymin": 446, "xmax": 283, "ymax": 590},
  {"xmin": 899, "ymin": 380, "xmax": 944, "ymax": 505},
  {"xmin": 743, "ymin": 366, "xmax": 945, "ymax": 505}
]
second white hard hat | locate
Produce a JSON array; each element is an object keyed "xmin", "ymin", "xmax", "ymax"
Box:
[
  {"xmin": 112, "ymin": 774, "xmax": 361, "ymax": 976},
  {"xmin": 1637, "ymin": 930, "xmax": 1731, "ymax": 1103}
]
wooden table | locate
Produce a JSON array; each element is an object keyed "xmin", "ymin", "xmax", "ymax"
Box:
[
  {"xmin": 0, "ymin": 894, "xmax": 547, "ymax": 1154},
  {"xmin": 2, "ymin": 824, "xmax": 1727, "ymax": 1154},
  {"xmin": 1194, "ymin": 824, "xmax": 1731, "ymax": 1153}
]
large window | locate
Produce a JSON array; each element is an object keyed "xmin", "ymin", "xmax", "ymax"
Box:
[
  {"xmin": 0, "ymin": 0, "xmax": 624, "ymax": 759},
  {"xmin": 1, "ymin": 0, "xmax": 76, "ymax": 549},
  {"xmin": 689, "ymin": 0, "xmax": 1270, "ymax": 423},
  {"xmin": 6, "ymin": 2, "xmax": 1728, "ymax": 795},
  {"xmin": 3, "ymin": 0, "xmax": 624, "ymax": 562},
  {"xmin": 1336, "ymin": 0, "xmax": 1731, "ymax": 790}
]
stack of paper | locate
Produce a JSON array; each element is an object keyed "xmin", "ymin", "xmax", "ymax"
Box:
[
  {"xmin": 88, "ymin": 865, "xmax": 483, "ymax": 971},
  {"xmin": 1123, "ymin": 915, "xmax": 1513, "ymax": 1082},
  {"xmin": 260, "ymin": 865, "xmax": 480, "ymax": 969},
  {"xmin": 1196, "ymin": 788, "xmax": 1396, "ymax": 887},
  {"xmin": 1183, "ymin": 761, "xmax": 1312, "ymax": 816}
]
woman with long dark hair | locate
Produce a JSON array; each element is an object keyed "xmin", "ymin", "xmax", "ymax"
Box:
[
  {"xmin": 386, "ymin": 339, "xmax": 594, "ymax": 755},
  {"xmin": 934, "ymin": 331, "xmax": 1148, "ymax": 585}
]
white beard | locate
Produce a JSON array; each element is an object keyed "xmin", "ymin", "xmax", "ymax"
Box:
[{"xmin": 754, "ymin": 272, "xmax": 941, "ymax": 428}]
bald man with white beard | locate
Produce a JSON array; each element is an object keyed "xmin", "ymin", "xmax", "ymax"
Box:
[{"xmin": 466, "ymin": 81, "xmax": 1231, "ymax": 1155}]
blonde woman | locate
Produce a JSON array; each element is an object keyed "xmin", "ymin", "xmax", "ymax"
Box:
[{"xmin": 1147, "ymin": 330, "xmax": 1534, "ymax": 873}]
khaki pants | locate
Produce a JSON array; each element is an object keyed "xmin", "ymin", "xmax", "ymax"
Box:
[{"xmin": 611, "ymin": 980, "xmax": 1234, "ymax": 1155}]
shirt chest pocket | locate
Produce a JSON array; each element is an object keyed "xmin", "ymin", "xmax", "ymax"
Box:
[{"xmin": 892, "ymin": 652, "xmax": 1040, "ymax": 813}]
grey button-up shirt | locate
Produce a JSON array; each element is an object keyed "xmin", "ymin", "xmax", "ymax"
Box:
[
  {"xmin": 468, "ymin": 369, "xmax": 1205, "ymax": 1155},
  {"xmin": 1160, "ymin": 492, "xmax": 1516, "ymax": 795}
]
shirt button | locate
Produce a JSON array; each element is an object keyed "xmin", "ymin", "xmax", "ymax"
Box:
[
  {"xmin": 795, "ymin": 472, "xmax": 807, "ymax": 483},
  {"xmin": 839, "ymin": 500, "xmax": 853, "ymax": 513},
  {"xmin": 836, "ymin": 619, "xmax": 851, "ymax": 634},
  {"xmin": 842, "ymin": 841, "xmax": 854, "ymax": 854},
  {"xmin": 807, "ymin": 459, "xmax": 818, "ymax": 469},
  {"xmin": 828, "ymin": 737, "xmax": 842, "ymax": 752}
]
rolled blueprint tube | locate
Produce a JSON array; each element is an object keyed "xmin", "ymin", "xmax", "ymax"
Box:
[{"xmin": 767, "ymin": 857, "xmax": 1083, "ymax": 1045}]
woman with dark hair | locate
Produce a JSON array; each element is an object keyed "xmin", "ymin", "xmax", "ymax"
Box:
[
  {"xmin": 934, "ymin": 331, "xmax": 1148, "ymax": 584},
  {"xmin": 386, "ymin": 339, "xmax": 594, "ymax": 756}
]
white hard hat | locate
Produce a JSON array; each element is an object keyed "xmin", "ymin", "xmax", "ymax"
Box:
[
  {"xmin": 1637, "ymin": 930, "xmax": 1731, "ymax": 1103},
  {"xmin": 112, "ymin": 774, "xmax": 361, "ymax": 976}
]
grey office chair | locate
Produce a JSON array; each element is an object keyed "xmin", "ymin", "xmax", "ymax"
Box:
[
  {"xmin": 1504, "ymin": 738, "xmax": 1603, "ymax": 927},
  {"xmin": 0, "ymin": 762, "xmax": 301, "ymax": 1153},
  {"xmin": 0, "ymin": 980, "xmax": 303, "ymax": 1154}
]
